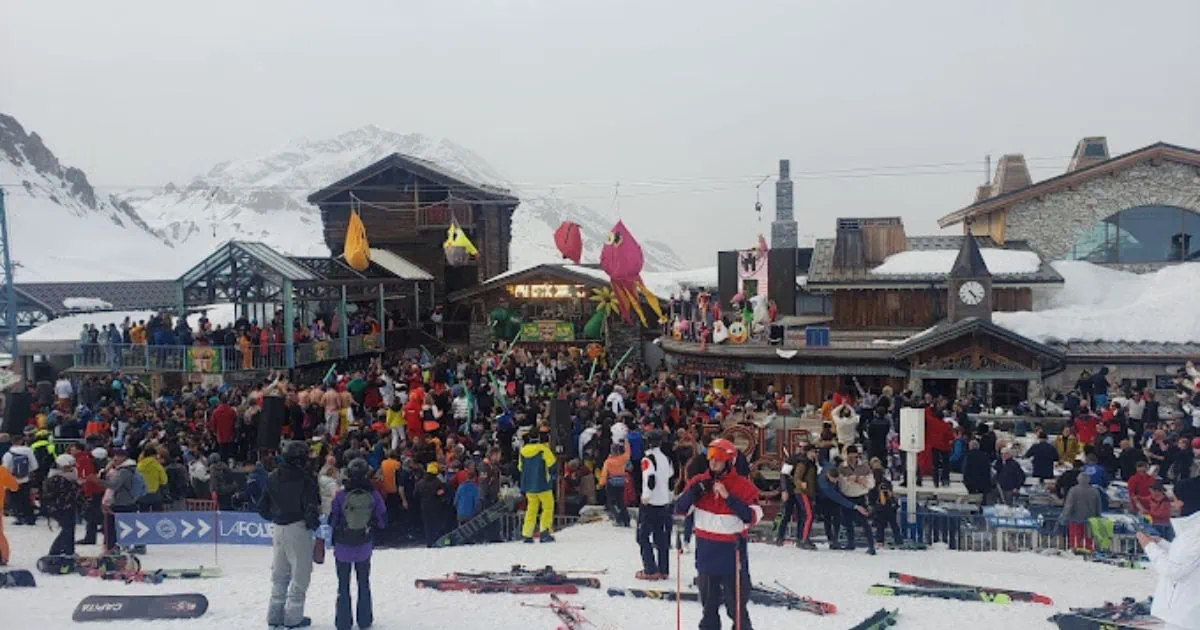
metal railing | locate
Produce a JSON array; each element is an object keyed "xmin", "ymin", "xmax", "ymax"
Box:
[{"xmin": 73, "ymin": 337, "xmax": 385, "ymax": 373}]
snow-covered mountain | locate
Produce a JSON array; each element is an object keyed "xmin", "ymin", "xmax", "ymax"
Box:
[
  {"xmin": 125, "ymin": 125, "xmax": 686, "ymax": 272},
  {"xmin": 0, "ymin": 113, "xmax": 177, "ymax": 281}
]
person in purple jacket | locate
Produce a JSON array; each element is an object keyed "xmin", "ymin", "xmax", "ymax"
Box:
[{"xmin": 329, "ymin": 458, "xmax": 387, "ymax": 630}]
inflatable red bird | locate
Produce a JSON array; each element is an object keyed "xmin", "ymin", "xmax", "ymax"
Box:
[{"xmin": 554, "ymin": 221, "xmax": 583, "ymax": 264}]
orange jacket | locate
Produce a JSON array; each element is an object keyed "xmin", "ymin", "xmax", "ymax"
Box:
[{"xmin": 597, "ymin": 451, "xmax": 629, "ymax": 486}]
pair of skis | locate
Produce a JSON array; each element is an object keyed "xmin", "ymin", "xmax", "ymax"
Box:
[
  {"xmin": 417, "ymin": 565, "xmax": 603, "ymax": 595},
  {"xmin": 1050, "ymin": 597, "xmax": 1156, "ymax": 630},
  {"xmin": 521, "ymin": 593, "xmax": 594, "ymax": 630},
  {"xmin": 887, "ymin": 572, "xmax": 1053, "ymax": 605},
  {"xmin": 606, "ymin": 581, "xmax": 836, "ymax": 616}
]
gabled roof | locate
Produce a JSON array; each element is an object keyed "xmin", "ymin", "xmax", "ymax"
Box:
[
  {"xmin": 805, "ymin": 235, "xmax": 1061, "ymax": 287},
  {"xmin": 949, "ymin": 230, "xmax": 991, "ymax": 278},
  {"xmin": 892, "ymin": 316, "xmax": 1065, "ymax": 365},
  {"xmin": 179, "ymin": 241, "xmax": 319, "ymax": 286},
  {"xmin": 306, "ymin": 153, "xmax": 519, "ymax": 205},
  {"xmin": 939, "ymin": 142, "xmax": 1200, "ymax": 228},
  {"xmin": 447, "ymin": 263, "xmax": 610, "ymax": 302},
  {"xmin": 15, "ymin": 280, "xmax": 180, "ymax": 317}
]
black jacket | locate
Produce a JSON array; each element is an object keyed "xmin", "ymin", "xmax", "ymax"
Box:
[
  {"xmin": 995, "ymin": 458, "xmax": 1026, "ymax": 491},
  {"xmin": 1118, "ymin": 448, "xmax": 1147, "ymax": 481},
  {"xmin": 961, "ymin": 450, "xmax": 993, "ymax": 494},
  {"xmin": 1027, "ymin": 441, "xmax": 1058, "ymax": 479},
  {"xmin": 258, "ymin": 462, "xmax": 320, "ymax": 529},
  {"xmin": 414, "ymin": 474, "xmax": 448, "ymax": 515}
]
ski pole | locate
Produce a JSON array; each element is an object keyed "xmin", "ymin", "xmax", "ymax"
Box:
[
  {"xmin": 675, "ymin": 530, "xmax": 683, "ymax": 630},
  {"xmin": 734, "ymin": 538, "xmax": 743, "ymax": 630}
]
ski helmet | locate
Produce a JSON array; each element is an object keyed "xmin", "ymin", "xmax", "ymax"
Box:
[
  {"xmin": 55, "ymin": 454, "xmax": 76, "ymax": 468},
  {"xmin": 707, "ymin": 438, "xmax": 737, "ymax": 463},
  {"xmin": 645, "ymin": 429, "xmax": 665, "ymax": 449}
]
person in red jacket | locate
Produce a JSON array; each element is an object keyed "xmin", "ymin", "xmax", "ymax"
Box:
[
  {"xmin": 1128, "ymin": 460, "xmax": 1156, "ymax": 509},
  {"xmin": 211, "ymin": 397, "xmax": 238, "ymax": 460},
  {"xmin": 1074, "ymin": 413, "xmax": 1100, "ymax": 446},
  {"xmin": 72, "ymin": 444, "xmax": 105, "ymax": 545},
  {"xmin": 675, "ymin": 438, "xmax": 762, "ymax": 630}
]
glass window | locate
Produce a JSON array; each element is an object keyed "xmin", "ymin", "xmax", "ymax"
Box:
[
  {"xmin": 1068, "ymin": 206, "xmax": 1198, "ymax": 263},
  {"xmin": 1084, "ymin": 143, "xmax": 1107, "ymax": 157}
]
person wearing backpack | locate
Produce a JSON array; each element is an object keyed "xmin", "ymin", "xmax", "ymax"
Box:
[
  {"xmin": 329, "ymin": 458, "xmax": 386, "ymax": 630},
  {"xmin": 1, "ymin": 434, "xmax": 39, "ymax": 525},
  {"xmin": 101, "ymin": 449, "xmax": 142, "ymax": 552},
  {"xmin": 42, "ymin": 454, "xmax": 84, "ymax": 557}
]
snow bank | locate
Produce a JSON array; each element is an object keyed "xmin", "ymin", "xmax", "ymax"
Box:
[
  {"xmin": 995, "ymin": 261, "xmax": 1200, "ymax": 343},
  {"xmin": 871, "ymin": 248, "xmax": 1041, "ymax": 275},
  {"xmin": 19, "ymin": 304, "xmax": 236, "ymax": 342},
  {"xmin": 62, "ymin": 297, "xmax": 114, "ymax": 311},
  {"xmin": 1, "ymin": 518, "xmax": 1152, "ymax": 630}
]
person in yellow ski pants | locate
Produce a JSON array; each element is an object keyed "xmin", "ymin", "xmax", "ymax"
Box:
[{"xmin": 519, "ymin": 426, "xmax": 557, "ymax": 542}]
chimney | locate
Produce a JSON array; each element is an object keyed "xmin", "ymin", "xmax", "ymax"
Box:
[
  {"xmin": 860, "ymin": 217, "xmax": 907, "ymax": 265},
  {"xmin": 1067, "ymin": 136, "xmax": 1109, "ymax": 172},
  {"xmin": 771, "ymin": 159, "xmax": 798, "ymax": 248},
  {"xmin": 973, "ymin": 184, "xmax": 993, "ymax": 203},
  {"xmin": 833, "ymin": 218, "xmax": 865, "ymax": 269},
  {"xmin": 992, "ymin": 154, "xmax": 1032, "ymax": 195}
]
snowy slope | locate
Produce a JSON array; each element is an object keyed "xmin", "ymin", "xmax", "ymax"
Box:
[
  {"xmin": 126, "ymin": 125, "xmax": 686, "ymax": 272},
  {"xmin": 2, "ymin": 519, "xmax": 1153, "ymax": 630},
  {"xmin": 0, "ymin": 113, "xmax": 179, "ymax": 281},
  {"xmin": 995, "ymin": 261, "xmax": 1200, "ymax": 343}
]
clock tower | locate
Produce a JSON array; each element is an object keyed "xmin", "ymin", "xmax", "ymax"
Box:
[{"xmin": 947, "ymin": 232, "xmax": 992, "ymax": 323}]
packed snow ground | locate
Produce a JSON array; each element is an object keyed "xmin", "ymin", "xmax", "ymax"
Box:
[{"xmin": 2, "ymin": 518, "xmax": 1153, "ymax": 630}]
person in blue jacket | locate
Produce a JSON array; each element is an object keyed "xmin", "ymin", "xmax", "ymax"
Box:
[{"xmin": 454, "ymin": 470, "xmax": 482, "ymax": 525}]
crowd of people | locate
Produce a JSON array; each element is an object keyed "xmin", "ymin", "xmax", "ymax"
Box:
[
  {"xmin": 4, "ymin": 339, "xmax": 1200, "ymax": 628},
  {"xmin": 77, "ymin": 308, "xmax": 387, "ymax": 369}
]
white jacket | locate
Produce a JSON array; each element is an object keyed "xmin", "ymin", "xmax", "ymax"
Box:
[
  {"xmin": 1146, "ymin": 510, "xmax": 1200, "ymax": 630},
  {"xmin": 1, "ymin": 445, "xmax": 38, "ymax": 484},
  {"xmin": 640, "ymin": 448, "xmax": 675, "ymax": 507}
]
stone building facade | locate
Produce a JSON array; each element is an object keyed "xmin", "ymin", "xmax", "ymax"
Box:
[{"xmin": 1004, "ymin": 160, "xmax": 1200, "ymax": 266}]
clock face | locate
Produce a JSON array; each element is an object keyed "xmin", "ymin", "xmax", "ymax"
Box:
[{"xmin": 958, "ymin": 281, "xmax": 985, "ymax": 305}]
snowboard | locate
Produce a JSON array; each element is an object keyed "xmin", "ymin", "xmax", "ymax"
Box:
[
  {"xmin": 37, "ymin": 552, "xmax": 139, "ymax": 575},
  {"xmin": 0, "ymin": 570, "xmax": 36, "ymax": 588},
  {"xmin": 434, "ymin": 498, "xmax": 513, "ymax": 547},
  {"xmin": 72, "ymin": 594, "xmax": 209, "ymax": 622},
  {"xmin": 849, "ymin": 608, "xmax": 899, "ymax": 630}
]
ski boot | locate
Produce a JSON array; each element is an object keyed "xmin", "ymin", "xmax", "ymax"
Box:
[
  {"xmin": 523, "ymin": 537, "xmax": 535, "ymax": 544},
  {"xmin": 797, "ymin": 540, "xmax": 818, "ymax": 550},
  {"xmin": 539, "ymin": 531, "xmax": 555, "ymax": 543}
]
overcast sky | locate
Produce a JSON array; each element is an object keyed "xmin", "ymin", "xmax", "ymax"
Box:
[{"xmin": 3, "ymin": 0, "xmax": 1199, "ymax": 265}]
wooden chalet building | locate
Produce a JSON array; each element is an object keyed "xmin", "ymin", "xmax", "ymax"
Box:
[
  {"xmin": 308, "ymin": 153, "xmax": 520, "ymax": 303},
  {"xmin": 661, "ymin": 220, "xmax": 1068, "ymax": 407}
]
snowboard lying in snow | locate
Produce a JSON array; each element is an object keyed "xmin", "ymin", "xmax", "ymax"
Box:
[
  {"xmin": 72, "ymin": 594, "xmax": 209, "ymax": 622},
  {"xmin": 849, "ymin": 608, "xmax": 899, "ymax": 630},
  {"xmin": 0, "ymin": 570, "xmax": 36, "ymax": 588}
]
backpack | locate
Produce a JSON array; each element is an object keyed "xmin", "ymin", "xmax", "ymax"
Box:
[
  {"xmin": 9, "ymin": 452, "xmax": 30, "ymax": 478},
  {"xmin": 336, "ymin": 489, "xmax": 374, "ymax": 546},
  {"xmin": 130, "ymin": 469, "xmax": 148, "ymax": 500}
]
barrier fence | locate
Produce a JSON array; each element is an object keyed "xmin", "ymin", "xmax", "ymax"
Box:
[{"xmin": 73, "ymin": 335, "xmax": 384, "ymax": 373}]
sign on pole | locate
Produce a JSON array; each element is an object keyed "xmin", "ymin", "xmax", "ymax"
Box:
[{"xmin": 899, "ymin": 407, "xmax": 926, "ymax": 522}]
